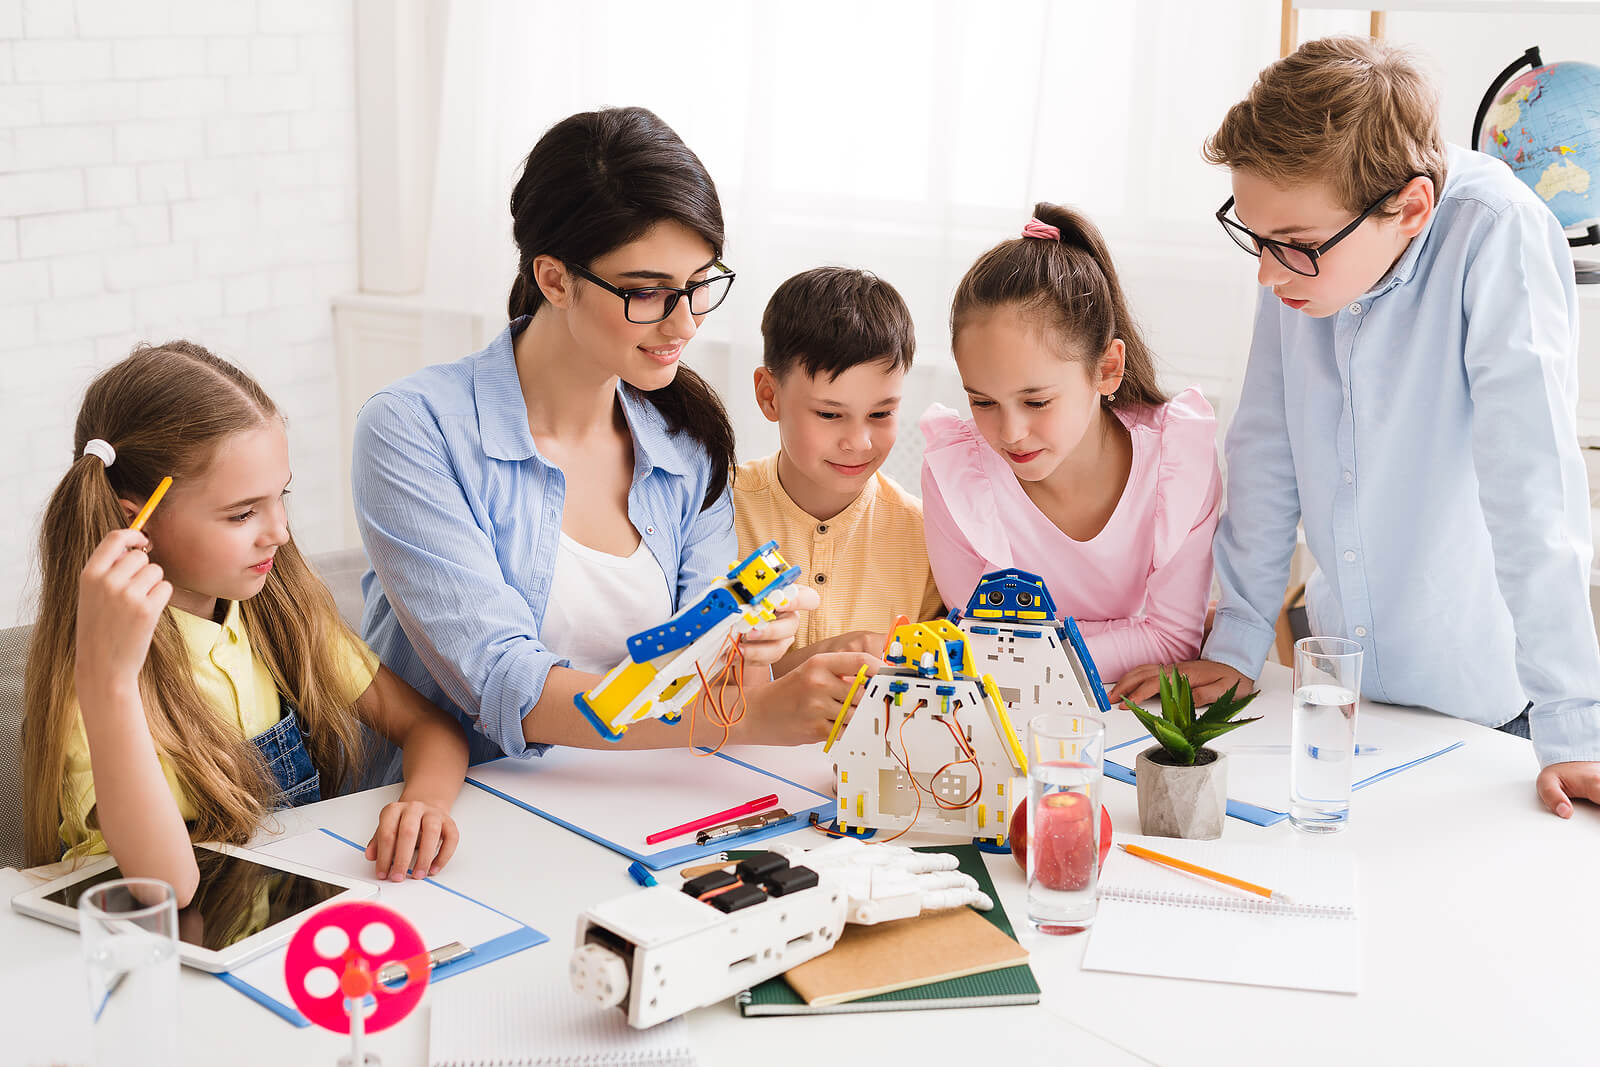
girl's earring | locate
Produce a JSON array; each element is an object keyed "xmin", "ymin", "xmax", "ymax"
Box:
[{"xmin": 1104, "ymin": 392, "xmax": 1117, "ymax": 404}]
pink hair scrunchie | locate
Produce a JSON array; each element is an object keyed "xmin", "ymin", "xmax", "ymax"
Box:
[{"xmin": 1021, "ymin": 218, "xmax": 1061, "ymax": 241}]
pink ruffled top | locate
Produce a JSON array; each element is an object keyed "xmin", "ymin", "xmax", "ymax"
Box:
[{"xmin": 919, "ymin": 386, "xmax": 1221, "ymax": 684}]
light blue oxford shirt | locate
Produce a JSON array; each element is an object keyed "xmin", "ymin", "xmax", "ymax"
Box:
[
  {"xmin": 352, "ymin": 318, "xmax": 736, "ymax": 774},
  {"xmin": 1205, "ymin": 145, "xmax": 1600, "ymax": 768}
]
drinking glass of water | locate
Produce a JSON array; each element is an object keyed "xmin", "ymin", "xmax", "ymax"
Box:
[
  {"xmin": 1025, "ymin": 713, "xmax": 1105, "ymax": 933},
  {"xmin": 1291, "ymin": 636, "xmax": 1364, "ymax": 833},
  {"xmin": 79, "ymin": 877, "xmax": 179, "ymax": 1067}
]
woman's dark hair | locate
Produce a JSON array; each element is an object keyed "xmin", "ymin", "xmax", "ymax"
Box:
[
  {"xmin": 506, "ymin": 106, "xmax": 735, "ymax": 508},
  {"xmin": 950, "ymin": 202, "xmax": 1167, "ymax": 410}
]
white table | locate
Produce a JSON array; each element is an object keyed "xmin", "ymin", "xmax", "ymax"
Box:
[{"xmin": 7, "ymin": 664, "xmax": 1599, "ymax": 1066}]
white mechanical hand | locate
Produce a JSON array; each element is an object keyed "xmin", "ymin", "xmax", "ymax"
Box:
[{"xmin": 769, "ymin": 838, "xmax": 993, "ymax": 925}]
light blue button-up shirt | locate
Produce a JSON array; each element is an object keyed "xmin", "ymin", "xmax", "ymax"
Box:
[
  {"xmin": 352, "ymin": 318, "xmax": 736, "ymax": 773},
  {"xmin": 1205, "ymin": 145, "xmax": 1600, "ymax": 768}
]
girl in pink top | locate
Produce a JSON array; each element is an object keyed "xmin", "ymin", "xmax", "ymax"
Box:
[{"xmin": 921, "ymin": 203, "xmax": 1221, "ymax": 685}]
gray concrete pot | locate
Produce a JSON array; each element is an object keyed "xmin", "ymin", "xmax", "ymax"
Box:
[{"xmin": 1135, "ymin": 746, "xmax": 1228, "ymax": 840}]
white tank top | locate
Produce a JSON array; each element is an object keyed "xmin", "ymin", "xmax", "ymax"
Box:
[{"xmin": 541, "ymin": 532, "xmax": 674, "ymax": 675}]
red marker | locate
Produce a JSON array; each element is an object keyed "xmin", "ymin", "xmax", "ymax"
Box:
[{"xmin": 645, "ymin": 794, "xmax": 780, "ymax": 845}]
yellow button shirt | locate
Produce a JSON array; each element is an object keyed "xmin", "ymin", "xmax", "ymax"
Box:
[
  {"xmin": 59, "ymin": 600, "xmax": 379, "ymax": 859},
  {"xmin": 732, "ymin": 453, "xmax": 944, "ymax": 651}
]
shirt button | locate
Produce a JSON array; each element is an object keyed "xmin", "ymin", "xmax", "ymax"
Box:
[
  {"xmin": 817, "ymin": 524, "xmax": 828, "ymax": 534},
  {"xmin": 814, "ymin": 573, "xmax": 827, "ymax": 585},
  {"xmin": 1343, "ymin": 471, "xmax": 1353, "ymax": 484},
  {"xmin": 1348, "ymin": 302, "xmax": 1362, "ymax": 315},
  {"xmin": 645, "ymin": 525, "xmax": 655, "ymax": 535},
  {"xmin": 1343, "ymin": 550, "xmax": 1356, "ymax": 562},
  {"xmin": 1354, "ymin": 626, "xmax": 1369, "ymax": 638}
]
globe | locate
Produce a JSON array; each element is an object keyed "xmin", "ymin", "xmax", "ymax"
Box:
[{"xmin": 1476, "ymin": 51, "xmax": 1600, "ymax": 237}]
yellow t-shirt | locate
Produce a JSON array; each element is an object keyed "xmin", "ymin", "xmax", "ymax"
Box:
[
  {"xmin": 732, "ymin": 453, "xmax": 944, "ymax": 651},
  {"xmin": 59, "ymin": 600, "xmax": 379, "ymax": 859}
]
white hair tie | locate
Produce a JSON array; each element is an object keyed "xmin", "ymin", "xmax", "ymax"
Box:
[{"xmin": 82, "ymin": 439, "xmax": 116, "ymax": 467}]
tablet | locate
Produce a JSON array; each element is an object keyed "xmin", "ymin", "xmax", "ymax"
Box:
[{"xmin": 11, "ymin": 842, "xmax": 376, "ymax": 973}]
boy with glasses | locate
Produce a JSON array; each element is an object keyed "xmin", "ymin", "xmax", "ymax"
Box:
[
  {"xmin": 734, "ymin": 268, "xmax": 943, "ymax": 675},
  {"xmin": 1113, "ymin": 36, "xmax": 1600, "ymax": 818}
]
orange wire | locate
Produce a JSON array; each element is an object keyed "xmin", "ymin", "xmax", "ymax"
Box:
[{"xmin": 689, "ymin": 632, "xmax": 748, "ymax": 756}]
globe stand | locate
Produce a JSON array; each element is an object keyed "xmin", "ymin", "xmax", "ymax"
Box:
[{"xmin": 1573, "ymin": 224, "xmax": 1600, "ymax": 285}]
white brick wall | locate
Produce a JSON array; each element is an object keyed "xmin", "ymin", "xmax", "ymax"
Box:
[{"xmin": 1, "ymin": 0, "xmax": 359, "ymax": 626}]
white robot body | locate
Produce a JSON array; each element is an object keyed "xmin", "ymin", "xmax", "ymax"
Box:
[{"xmin": 571, "ymin": 854, "xmax": 844, "ymax": 1029}]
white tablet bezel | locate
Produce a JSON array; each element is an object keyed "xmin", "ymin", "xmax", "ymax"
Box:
[{"xmin": 10, "ymin": 841, "xmax": 377, "ymax": 973}]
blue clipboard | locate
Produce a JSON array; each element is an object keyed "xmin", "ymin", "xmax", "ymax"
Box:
[
  {"xmin": 467, "ymin": 749, "xmax": 834, "ymax": 870},
  {"xmin": 216, "ymin": 829, "xmax": 548, "ymax": 1027},
  {"xmin": 1103, "ymin": 738, "xmax": 1466, "ymax": 826}
]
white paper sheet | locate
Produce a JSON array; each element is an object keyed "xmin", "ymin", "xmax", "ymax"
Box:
[{"xmin": 466, "ymin": 745, "xmax": 833, "ymax": 853}]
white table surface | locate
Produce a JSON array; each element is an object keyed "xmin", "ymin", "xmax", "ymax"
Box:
[{"xmin": 7, "ymin": 663, "xmax": 1599, "ymax": 1066}]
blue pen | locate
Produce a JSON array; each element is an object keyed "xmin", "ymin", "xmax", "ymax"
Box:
[
  {"xmin": 627, "ymin": 860, "xmax": 658, "ymax": 887},
  {"xmin": 1231, "ymin": 744, "xmax": 1382, "ymax": 757}
]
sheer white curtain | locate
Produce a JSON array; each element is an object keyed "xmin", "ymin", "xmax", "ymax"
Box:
[{"xmin": 421, "ymin": 0, "xmax": 1287, "ymax": 479}]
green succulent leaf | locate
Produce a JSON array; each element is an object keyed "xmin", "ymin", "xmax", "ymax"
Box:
[
  {"xmin": 1126, "ymin": 700, "xmax": 1196, "ymax": 765},
  {"xmin": 1176, "ymin": 672, "xmax": 1195, "ymax": 732},
  {"xmin": 1194, "ymin": 716, "xmax": 1263, "ymax": 747},
  {"xmin": 1196, "ymin": 681, "xmax": 1261, "ymax": 728}
]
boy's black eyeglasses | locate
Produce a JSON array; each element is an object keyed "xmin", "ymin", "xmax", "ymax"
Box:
[
  {"xmin": 566, "ymin": 261, "xmax": 736, "ymax": 324},
  {"xmin": 1215, "ymin": 185, "xmax": 1408, "ymax": 278}
]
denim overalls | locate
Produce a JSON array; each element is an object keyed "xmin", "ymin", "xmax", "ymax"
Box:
[{"xmin": 251, "ymin": 696, "xmax": 322, "ymax": 809}]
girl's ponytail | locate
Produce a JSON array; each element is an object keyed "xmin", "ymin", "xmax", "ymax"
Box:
[{"xmin": 952, "ymin": 201, "xmax": 1168, "ymax": 410}]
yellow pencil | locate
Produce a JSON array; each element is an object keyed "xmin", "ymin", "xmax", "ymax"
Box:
[
  {"xmin": 128, "ymin": 476, "xmax": 172, "ymax": 532},
  {"xmin": 1118, "ymin": 843, "xmax": 1294, "ymax": 903}
]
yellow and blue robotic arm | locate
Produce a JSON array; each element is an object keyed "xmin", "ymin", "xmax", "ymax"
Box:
[{"xmin": 574, "ymin": 541, "xmax": 802, "ymax": 741}]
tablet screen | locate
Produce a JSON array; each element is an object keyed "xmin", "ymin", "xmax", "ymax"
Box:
[{"xmin": 44, "ymin": 846, "xmax": 348, "ymax": 951}]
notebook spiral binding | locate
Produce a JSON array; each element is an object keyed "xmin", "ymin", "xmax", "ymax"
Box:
[{"xmin": 1100, "ymin": 886, "xmax": 1353, "ymax": 919}]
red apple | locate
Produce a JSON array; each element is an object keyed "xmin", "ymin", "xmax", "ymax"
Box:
[{"xmin": 1011, "ymin": 797, "xmax": 1114, "ymax": 879}]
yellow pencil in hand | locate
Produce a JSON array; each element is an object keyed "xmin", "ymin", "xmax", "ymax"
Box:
[
  {"xmin": 128, "ymin": 476, "xmax": 172, "ymax": 532},
  {"xmin": 1118, "ymin": 843, "xmax": 1295, "ymax": 903}
]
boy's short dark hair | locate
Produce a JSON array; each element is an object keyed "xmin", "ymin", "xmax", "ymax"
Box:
[{"xmin": 761, "ymin": 268, "xmax": 915, "ymax": 381}]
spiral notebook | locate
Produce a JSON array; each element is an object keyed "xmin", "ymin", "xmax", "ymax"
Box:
[
  {"xmin": 429, "ymin": 986, "xmax": 696, "ymax": 1066},
  {"xmin": 1080, "ymin": 835, "xmax": 1361, "ymax": 994}
]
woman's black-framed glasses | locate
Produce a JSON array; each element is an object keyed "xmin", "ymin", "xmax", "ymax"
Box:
[
  {"xmin": 567, "ymin": 261, "xmax": 736, "ymax": 324},
  {"xmin": 1215, "ymin": 185, "xmax": 1407, "ymax": 278}
]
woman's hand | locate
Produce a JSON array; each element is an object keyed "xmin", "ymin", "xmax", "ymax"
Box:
[
  {"xmin": 738, "ymin": 584, "xmax": 821, "ymax": 668},
  {"xmin": 736, "ymin": 650, "xmax": 880, "ymax": 746},
  {"xmin": 365, "ymin": 798, "xmax": 459, "ymax": 882},
  {"xmin": 75, "ymin": 529, "xmax": 172, "ymax": 701},
  {"xmin": 1109, "ymin": 659, "xmax": 1254, "ymax": 707}
]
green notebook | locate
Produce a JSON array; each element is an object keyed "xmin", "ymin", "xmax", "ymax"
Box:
[{"xmin": 733, "ymin": 844, "xmax": 1041, "ymax": 1016}]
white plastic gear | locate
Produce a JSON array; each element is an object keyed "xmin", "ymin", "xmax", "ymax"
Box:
[
  {"xmin": 570, "ymin": 942, "xmax": 630, "ymax": 1007},
  {"xmin": 768, "ymin": 838, "xmax": 993, "ymax": 925}
]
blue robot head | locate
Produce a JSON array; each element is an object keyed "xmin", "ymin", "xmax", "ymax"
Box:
[{"xmin": 964, "ymin": 569, "xmax": 1058, "ymax": 620}]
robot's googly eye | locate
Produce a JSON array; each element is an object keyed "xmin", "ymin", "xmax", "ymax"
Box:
[
  {"xmin": 986, "ymin": 591, "xmax": 1004, "ymax": 605},
  {"xmin": 1016, "ymin": 592, "xmax": 1033, "ymax": 607}
]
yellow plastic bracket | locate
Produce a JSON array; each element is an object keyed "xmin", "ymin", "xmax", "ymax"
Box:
[
  {"xmin": 822, "ymin": 664, "xmax": 870, "ymax": 753},
  {"xmin": 983, "ymin": 674, "xmax": 1028, "ymax": 775}
]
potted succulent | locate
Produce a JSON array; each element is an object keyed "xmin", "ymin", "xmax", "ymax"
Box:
[{"xmin": 1121, "ymin": 668, "xmax": 1260, "ymax": 840}]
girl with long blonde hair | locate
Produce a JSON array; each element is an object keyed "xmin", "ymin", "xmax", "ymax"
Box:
[{"xmin": 22, "ymin": 341, "xmax": 469, "ymax": 904}]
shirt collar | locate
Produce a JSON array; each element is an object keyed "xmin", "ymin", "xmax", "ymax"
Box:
[
  {"xmin": 473, "ymin": 319, "xmax": 538, "ymax": 462},
  {"xmin": 472, "ymin": 316, "xmax": 696, "ymax": 480},
  {"xmin": 1365, "ymin": 144, "xmax": 1460, "ymax": 298},
  {"xmin": 169, "ymin": 599, "xmax": 244, "ymax": 652},
  {"xmin": 764, "ymin": 452, "xmax": 881, "ymax": 529}
]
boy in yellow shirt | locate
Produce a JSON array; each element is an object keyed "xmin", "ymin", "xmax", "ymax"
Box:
[{"xmin": 734, "ymin": 268, "xmax": 943, "ymax": 676}]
